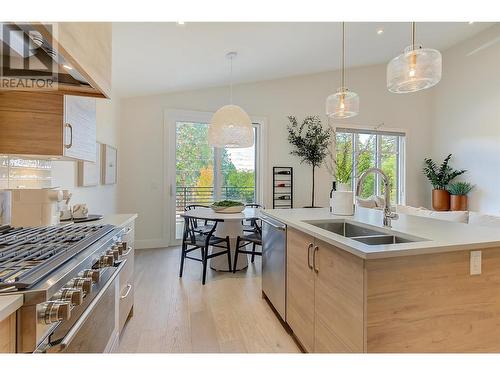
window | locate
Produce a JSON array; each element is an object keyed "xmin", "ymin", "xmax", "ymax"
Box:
[
  {"xmin": 335, "ymin": 128, "xmax": 405, "ymax": 204},
  {"xmin": 174, "ymin": 121, "xmax": 259, "ymax": 240}
]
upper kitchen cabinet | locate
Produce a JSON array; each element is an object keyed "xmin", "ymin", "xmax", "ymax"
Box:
[
  {"xmin": 0, "ymin": 91, "xmax": 96, "ymax": 162},
  {"xmin": 0, "ymin": 22, "xmax": 111, "ymax": 98}
]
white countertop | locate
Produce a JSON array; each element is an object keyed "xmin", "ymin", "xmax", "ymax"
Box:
[
  {"xmin": 72, "ymin": 213, "xmax": 137, "ymax": 228},
  {"xmin": 262, "ymin": 207, "xmax": 500, "ymax": 259},
  {"xmin": 0, "ymin": 294, "xmax": 23, "ymax": 321}
]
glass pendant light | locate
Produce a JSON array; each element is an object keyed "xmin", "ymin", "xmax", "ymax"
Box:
[
  {"xmin": 326, "ymin": 22, "xmax": 359, "ymax": 119},
  {"xmin": 208, "ymin": 52, "xmax": 254, "ymax": 148},
  {"xmin": 387, "ymin": 22, "xmax": 442, "ymax": 93}
]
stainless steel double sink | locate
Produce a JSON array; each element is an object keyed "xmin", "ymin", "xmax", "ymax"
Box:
[{"xmin": 302, "ymin": 220, "xmax": 426, "ymax": 245}]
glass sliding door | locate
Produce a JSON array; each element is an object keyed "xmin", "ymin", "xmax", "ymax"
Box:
[
  {"xmin": 220, "ymin": 128, "xmax": 256, "ymax": 203},
  {"xmin": 174, "ymin": 121, "xmax": 258, "ymax": 241}
]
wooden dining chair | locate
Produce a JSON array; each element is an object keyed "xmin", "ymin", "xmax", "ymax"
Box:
[
  {"xmin": 233, "ymin": 222, "xmax": 262, "ymax": 272},
  {"xmin": 179, "ymin": 216, "xmax": 231, "ymax": 285},
  {"xmin": 243, "ymin": 203, "xmax": 264, "ymax": 233},
  {"xmin": 184, "ymin": 204, "xmax": 214, "ymax": 234}
]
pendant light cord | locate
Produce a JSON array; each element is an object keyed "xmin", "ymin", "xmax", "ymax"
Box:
[
  {"xmin": 411, "ymin": 22, "xmax": 416, "ymax": 50},
  {"xmin": 341, "ymin": 22, "xmax": 345, "ymax": 89},
  {"xmin": 229, "ymin": 54, "xmax": 233, "ymax": 104}
]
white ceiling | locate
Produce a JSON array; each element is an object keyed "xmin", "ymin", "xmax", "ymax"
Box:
[{"xmin": 112, "ymin": 22, "xmax": 495, "ymax": 97}]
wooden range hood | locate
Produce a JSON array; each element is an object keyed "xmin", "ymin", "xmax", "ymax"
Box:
[{"xmin": 0, "ymin": 22, "xmax": 111, "ymax": 98}]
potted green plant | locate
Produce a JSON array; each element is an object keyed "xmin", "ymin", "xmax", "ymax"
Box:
[
  {"xmin": 423, "ymin": 154, "xmax": 466, "ymax": 211},
  {"xmin": 287, "ymin": 115, "xmax": 331, "ymax": 208},
  {"xmin": 447, "ymin": 182, "xmax": 474, "ymax": 211}
]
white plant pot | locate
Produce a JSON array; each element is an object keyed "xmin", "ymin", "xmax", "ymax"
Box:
[
  {"xmin": 330, "ymin": 190, "xmax": 354, "ymax": 216},
  {"xmin": 337, "ymin": 182, "xmax": 352, "ymax": 192}
]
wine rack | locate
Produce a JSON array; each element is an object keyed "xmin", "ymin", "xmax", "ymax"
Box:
[{"xmin": 273, "ymin": 167, "xmax": 293, "ymax": 209}]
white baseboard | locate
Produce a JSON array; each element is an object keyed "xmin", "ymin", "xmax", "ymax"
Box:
[{"xmin": 135, "ymin": 238, "xmax": 169, "ymax": 249}]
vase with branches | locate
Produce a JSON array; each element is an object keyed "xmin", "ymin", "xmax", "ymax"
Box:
[{"xmin": 287, "ymin": 115, "xmax": 331, "ymax": 208}]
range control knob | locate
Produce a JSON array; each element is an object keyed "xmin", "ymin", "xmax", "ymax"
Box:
[
  {"xmin": 80, "ymin": 269, "xmax": 100, "ymax": 284},
  {"xmin": 54, "ymin": 288, "xmax": 83, "ymax": 306},
  {"xmin": 106, "ymin": 248, "xmax": 119, "ymax": 261},
  {"xmin": 112, "ymin": 244, "xmax": 123, "ymax": 256},
  {"xmin": 38, "ymin": 301, "xmax": 71, "ymax": 325},
  {"xmin": 116, "ymin": 241, "xmax": 127, "ymax": 253},
  {"xmin": 99, "ymin": 254, "xmax": 114, "ymax": 268},
  {"xmin": 68, "ymin": 277, "xmax": 92, "ymax": 295}
]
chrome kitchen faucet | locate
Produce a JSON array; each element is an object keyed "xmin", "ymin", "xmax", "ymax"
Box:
[{"xmin": 355, "ymin": 167, "xmax": 399, "ymax": 228}]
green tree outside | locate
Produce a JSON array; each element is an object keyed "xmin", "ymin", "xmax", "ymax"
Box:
[{"xmin": 176, "ymin": 122, "xmax": 255, "ymax": 204}]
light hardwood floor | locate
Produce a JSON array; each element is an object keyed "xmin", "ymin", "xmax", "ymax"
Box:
[{"xmin": 117, "ymin": 247, "xmax": 300, "ymax": 353}]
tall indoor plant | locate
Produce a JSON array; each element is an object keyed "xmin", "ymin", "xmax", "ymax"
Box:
[
  {"xmin": 287, "ymin": 115, "xmax": 331, "ymax": 208},
  {"xmin": 423, "ymin": 154, "xmax": 466, "ymax": 211}
]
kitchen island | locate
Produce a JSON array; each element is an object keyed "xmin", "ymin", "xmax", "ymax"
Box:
[{"xmin": 262, "ymin": 207, "xmax": 500, "ymax": 353}]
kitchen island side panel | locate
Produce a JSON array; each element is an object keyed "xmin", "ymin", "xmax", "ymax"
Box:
[{"xmin": 366, "ymin": 248, "xmax": 500, "ymax": 352}]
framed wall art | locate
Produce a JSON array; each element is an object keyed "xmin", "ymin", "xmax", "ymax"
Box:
[{"xmin": 101, "ymin": 144, "xmax": 117, "ymax": 185}]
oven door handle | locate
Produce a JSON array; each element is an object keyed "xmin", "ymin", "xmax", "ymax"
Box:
[
  {"xmin": 121, "ymin": 246, "xmax": 133, "ymax": 257},
  {"xmin": 45, "ymin": 260, "xmax": 126, "ymax": 353}
]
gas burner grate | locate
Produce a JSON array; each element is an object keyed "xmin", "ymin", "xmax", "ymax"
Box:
[{"xmin": 0, "ymin": 224, "xmax": 115, "ymax": 290}]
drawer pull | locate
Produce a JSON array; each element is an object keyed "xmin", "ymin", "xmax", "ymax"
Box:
[
  {"xmin": 123, "ymin": 226, "xmax": 132, "ymax": 235},
  {"xmin": 120, "ymin": 284, "xmax": 132, "ymax": 299},
  {"xmin": 122, "ymin": 246, "xmax": 133, "ymax": 257},
  {"xmin": 307, "ymin": 243, "xmax": 314, "ymax": 270},
  {"xmin": 313, "ymin": 246, "xmax": 319, "ymax": 273},
  {"xmin": 64, "ymin": 123, "xmax": 73, "ymax": 149}
]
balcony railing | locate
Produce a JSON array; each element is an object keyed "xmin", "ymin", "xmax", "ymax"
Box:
[{"xmin": 176, "ymin": 186, "xmax": 255, "ymax": 212}]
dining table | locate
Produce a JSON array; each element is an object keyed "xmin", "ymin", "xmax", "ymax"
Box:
[{"xmin": 180, "ymin": 207, "xmax": 261, "ymax": 271}]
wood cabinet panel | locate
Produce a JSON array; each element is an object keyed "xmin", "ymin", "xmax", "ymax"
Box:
[
  {"xmin": 0, "ymin": 313, "xmax": 16, "ymax": 353},
  {"xmin": 0, "ymin": 92, "xmax": 63, "ymax": 113},
  {"xmin": 0, "ymin": 110, "xmax": 63, "ymax": 156},
  {"xmin": 286, "ymin": 228, "xmax": 315, "ymax": 352},
  {"xmin": 366, "ymin": 249, "xmax": 500, "ymax": 352},
  {"xmin": 0, "ymin": 92, "xmax": 96, "ymax": 160},
  {"xmin": 314, "ymin": 239, "xmax": 365, "ymax": 352},
  {"xmin": 315, "ymin": 314, "xmax": 352, "ymax": 353}
]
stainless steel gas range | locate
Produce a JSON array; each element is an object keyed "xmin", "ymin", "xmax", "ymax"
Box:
[{"xmin": 0, "ymin": 224, "xmax": 130, "ymax": 353}]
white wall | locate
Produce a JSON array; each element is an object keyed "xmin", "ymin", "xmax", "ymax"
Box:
[
  {"xmin": 51, "ymin": 96, "xmax": 121, "ymax": 215},
  {"xmin": 118, "ymin": 63, "xmax": 433, "ymax": 247},
  {"xmin": 431, "ymin": 24, "xmax": 500, "ymax": 214}
]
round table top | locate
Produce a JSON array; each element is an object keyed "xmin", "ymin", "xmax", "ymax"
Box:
[{"xmin": 180, "ymin": 207, "xmax": 261, "ymax": 221}]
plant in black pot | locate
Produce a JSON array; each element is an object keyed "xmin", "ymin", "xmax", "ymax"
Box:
[
  {"xmin": 287, "ymin": 115, "xmax": 331, "ymax": 208},
  {"xmin": 423, "ymin": 154, "xmax": 466, "ymax": 211}
]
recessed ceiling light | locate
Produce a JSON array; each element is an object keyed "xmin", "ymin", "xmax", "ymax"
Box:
[
  {"xmin": 62, "ymin": 64, "xmax": 73, "ymax": 70},
  {"xmin": 468, "ymin": 21, "xmax": 474, "ymax": 24},
  {"xmin": 177, "ymin": 21, "xmax": 185, "ymax": 25},
  {"xmin": 376, "ymin": 28, "xmax": 384, "ymax": 35}
]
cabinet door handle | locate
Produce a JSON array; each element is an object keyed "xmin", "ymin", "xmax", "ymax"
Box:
[
  {"xmin": 313, "ymin": 246, "xmax": 319, "ymax": 273},
  {"xmin": 120, "ymin": 284, "xmax": 132, "ymax": 299},
  {"xmin": 307, "ymin": 243, "xmax": 314, "ymax": 269},
  {"xmin": 64, "ymin": 123, "xmax": 73, "ymax": 149}
]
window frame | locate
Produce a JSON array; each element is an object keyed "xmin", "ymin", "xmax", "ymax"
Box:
[
  {"xmin": 164, "ymin": 109, "xmax": 267, "ymax": 247},
  {"xmin": 335, "ymin": 127, "xmax": 406, "ymax": 205}
]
